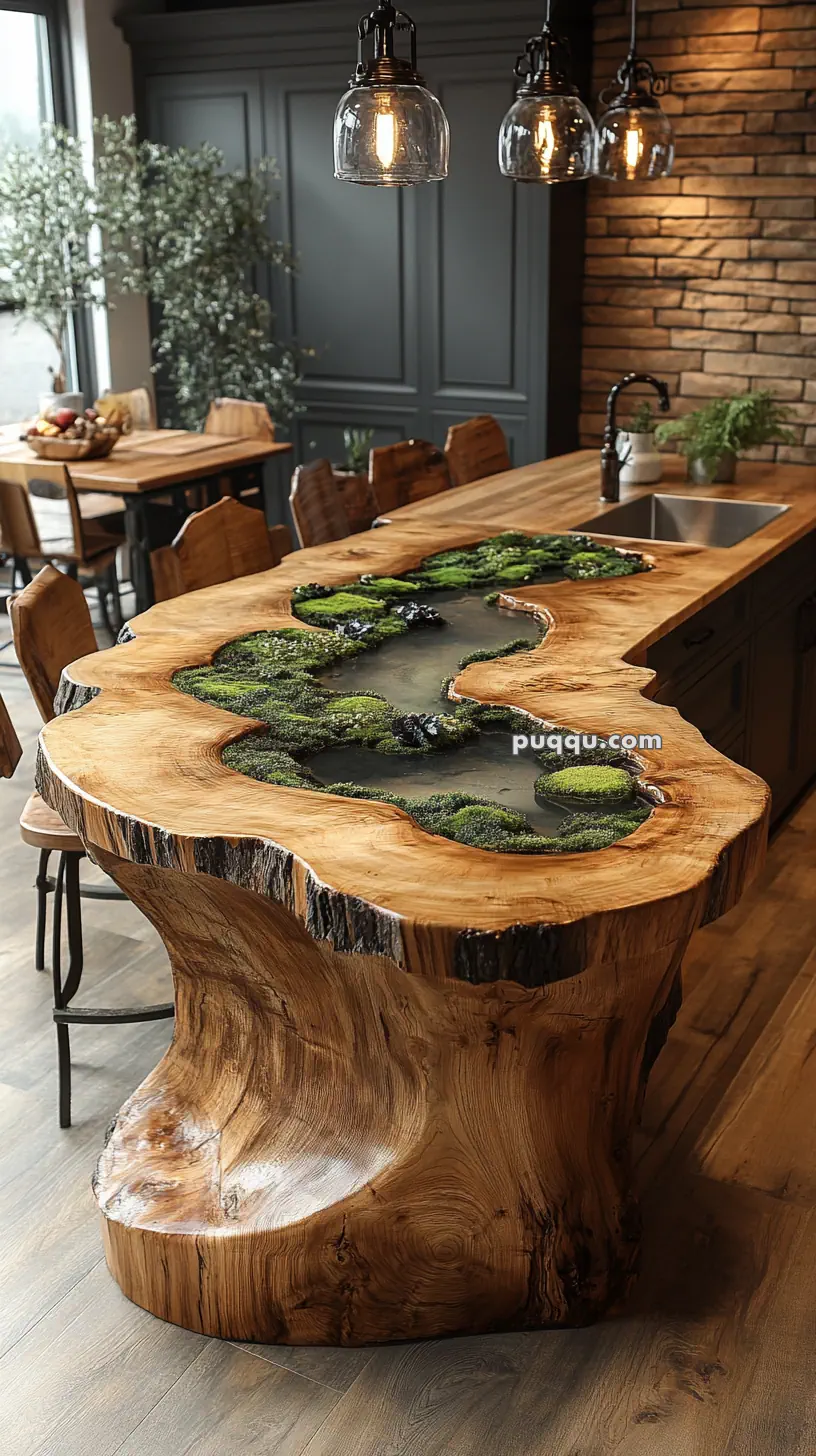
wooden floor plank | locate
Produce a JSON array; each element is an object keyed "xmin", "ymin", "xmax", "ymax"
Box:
[
  {"xmin": 0, "ymin": 1263, "xmax": 207, "ymax": 1456},
  {"xmin": 231, "ymin": 1340, "xmax": 375, "ymax": 1395},
  {"xmin": 696, "ymin": 949, "xmax": 816, "ymax": 1205},
  {"xmin": 111, "ymin": 1344, "xmax": 340, "ymax": 1456}
]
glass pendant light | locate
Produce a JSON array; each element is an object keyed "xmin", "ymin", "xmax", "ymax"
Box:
[
  {"xmin": 334, "ymin": 2, "xmax": 449, "ymax": 186},
  {"xmin": 499, "ymin": 1, "xmax": 596, "ymax": 184},
  {"xmin": 595, "ymin": 0, "xmax": 674, "ymax": 183}
]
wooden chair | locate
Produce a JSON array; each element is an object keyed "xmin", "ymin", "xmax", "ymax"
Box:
[
  {"xmin": 151, "ymin": 496, "xmax": 292, "ymax": 602},
  {"xmin": 0, "ymin": 462, "xmax": 124, "ymax": 635},
  {"xmin": 368, "ymin": 439, "xmax": 452, "ymax": 516},
  {"xmin": 290, "ymin": 459, "xmax": 354, "ymax": 548},
  {"xmin": 95, "ymin": 386, "xmax": 156, "ymax": 431},
  {"xmin": 444, "ymin": 414, "xmax": 512, "ymax": 487},
  {"xmin": 0, "ymin": 690, "xmax": 22, "ymax": 779},
  {"xmin": 10, "ymin": 565, "xmax": 174, "ymax": 1128},
  {"xmin": 205, "ymin": 398, "xmax": 276, "ymax": 507},
  {"xmin": 335, "ymin": 471, "xmax": 378, "ymax": 536},
  {"xmin": 205, "ymin": 398, "xmax": 276, "ymax": 442}
]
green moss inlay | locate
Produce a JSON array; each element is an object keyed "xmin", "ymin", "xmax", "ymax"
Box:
[
  {"xmin": 174, "ymin": 532, "xmax": 654, "ymax": 855},
  {"xmin": 536, "ymin": 766, "xmax": 636, "ymax": 804}
]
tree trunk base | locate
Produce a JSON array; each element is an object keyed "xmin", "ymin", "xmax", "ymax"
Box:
[{"xmin": 92, "ymin": 849, "xmax": 685, "ymax": 1345}]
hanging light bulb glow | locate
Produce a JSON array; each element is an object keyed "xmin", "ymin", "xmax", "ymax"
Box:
[
  {"xmin": 334, "ymin": 1, "xmax": 449, "ymax": 186},
  {"xmin": 624, "ymin": 123, "xmax": 643, "ymax": 176},
  {"xmin": 499, "ymin": 2, "xmax": 596, "ymax": 184},
  {"xmin": 595, "ymin": 0, "xmax": 674, "ymax": 183},
  {"xmin": 534, "ymin": 111, "xmax": 557, "ymax": 176},
  {"xmin": 374, "ymin": 104, "xmax": 397, "ymax": 170}
]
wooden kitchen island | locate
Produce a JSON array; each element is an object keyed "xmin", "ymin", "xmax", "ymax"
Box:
[{"xmin": 35, "ymin": 451, "xmax": 816, "ymax": 1345}]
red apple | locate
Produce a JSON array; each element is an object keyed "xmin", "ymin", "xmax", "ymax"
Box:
[{"xmin": 54, "ymin": 408, "xmax": 78, "ymax": 430}]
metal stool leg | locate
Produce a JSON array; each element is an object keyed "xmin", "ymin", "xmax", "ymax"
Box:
[
  {"xmin": 48, "ymin": 851, "xmax": 173, "ymax": 1128},
  {"xmin": 52, "ymin": 852, "xmax": 85, "ymax": 1128},
  {"xmin": 51, "ymin": 854, "xmax": 71, "ymax": 1128},
  {"xmin": 35, "ymin": 848, "xmax": 51, "ymax": 972}
]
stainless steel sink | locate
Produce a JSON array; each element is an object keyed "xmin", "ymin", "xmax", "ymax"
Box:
[{"xmin": 575, "ymin": 493, "xmax": 789, "ymax": 549}]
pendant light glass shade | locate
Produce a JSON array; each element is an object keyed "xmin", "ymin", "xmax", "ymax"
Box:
[
  {"xmin": 595, "ymin": 0, "xmax": 674, "ymax": 183},
  {"xmin": 500, "ymin": 93, "xmax": 595, "ymax": 183},
  {"xmin": 334, "ymin": 83, "xmax": 449, "ymax": 186},
  {"xmin": 499, "ymin": 5, "xmax": 596, "ymax": 184},
  {"xmin": 594, "ymin": 99, "xmax": 674, "ymax": 182},
  {"xmin": 334, "ymin": 2, "xmax": 449, "ymax": 186}
]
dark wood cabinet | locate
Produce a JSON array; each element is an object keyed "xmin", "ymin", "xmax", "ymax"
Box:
[{"xmin": 647, "ymin": 530, "xmax": 816, "ymax": 823}]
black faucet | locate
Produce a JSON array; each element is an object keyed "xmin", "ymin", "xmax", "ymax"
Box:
[{"xmin": 600, "ymin": 372, "xmax": 671, "ymax": 503}]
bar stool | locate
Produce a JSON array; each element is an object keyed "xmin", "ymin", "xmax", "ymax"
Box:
[{"xmin": 10, "ymin": 565, "xmax": 174, "ymax": 1127}]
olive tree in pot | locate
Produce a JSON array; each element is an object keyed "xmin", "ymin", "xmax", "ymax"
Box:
[
  {"xmin": 0, "ymin": 124, "xmax": 130, "ymax": 414},
  {"xmin": 617, "ymin": 400, "xmax": 662, "ymax": 486},
  {"xmin": 93, "ymin": 117, "xmax": 305, "ymax": 432},
  {"xmin": 656, "ymin": 391, "xmax": 795, "ymax": 486}
]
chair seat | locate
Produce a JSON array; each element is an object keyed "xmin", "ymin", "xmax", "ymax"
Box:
[
  {"xmin": 77, "ymin": 493, "xmax": 126, "ymax": 523},
  {"xmin": 20, "ymin": 792, "xmax": 84, "ymax": 853}
]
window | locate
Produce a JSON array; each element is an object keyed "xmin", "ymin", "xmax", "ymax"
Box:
[{"xmin": 0, "ymin": 4, "xmax": 70, "ymax": 424}]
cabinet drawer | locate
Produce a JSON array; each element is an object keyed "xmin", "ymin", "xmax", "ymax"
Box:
[
  {"xmin": 654, "ymin": 641, "xmax": 750, "ymax": 749},
  {"xmin": 752, "ymin": 529, "xmax": 816, "ymax": 620},
  {"xmin": 647, "ymin": 581, "xmax": 750, "ymax": 691}
]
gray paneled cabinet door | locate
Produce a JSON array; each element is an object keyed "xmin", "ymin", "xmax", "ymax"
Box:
[{"xmin": 144, "ymin": 54, "xmax": 558, "ymax": 467}]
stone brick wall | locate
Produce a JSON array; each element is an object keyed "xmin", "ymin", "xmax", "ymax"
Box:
[{"xmin": 580, "ymin": 1, "xmax": 816, "ymax": 463}]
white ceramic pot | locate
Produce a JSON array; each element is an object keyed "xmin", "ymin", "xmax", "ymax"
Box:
[
  {"xmin": 617, "ymin": 430, "xmax": 663, "ymax": 487},
  {"xmin": 38, "ymin": 391, "xmax": 84, "ymax": 417}
]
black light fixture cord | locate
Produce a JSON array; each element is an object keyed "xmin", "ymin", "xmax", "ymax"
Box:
[{"xmin": 629, "ymin": 0, "xmax": 638, "ymax": 55}]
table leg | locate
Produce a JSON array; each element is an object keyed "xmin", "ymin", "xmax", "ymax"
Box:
[
  {"xmin": 124, "ymin": 499, "xmax": 155, "ymax": 614},
  {"xmin": 90, "ymin": 847, "xmax": 686, "ymax": 1346}
]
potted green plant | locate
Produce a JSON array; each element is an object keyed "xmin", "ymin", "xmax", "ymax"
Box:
[
  {"xmin": 0, "ymin": 123, "xmax": 127, "ymax": 414},
  {"xmin": 338, "ymin": 427, "xmax": 374, "ymax": 478},
  {"xmin": 655, "ymin": 391, "xmax": 795, "ymax": 485},
  {"xmin": 92, "ymin": 117, "xmax": 304, "ymax": 431},
  {"xmin": 617, "ymin": 399, "xmax": 662, "ymax": 486}
]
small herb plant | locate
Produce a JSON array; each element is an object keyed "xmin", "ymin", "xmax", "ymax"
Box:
[
  {"xmin": 655, "ymin": 391, "xmax": 794, "ymax": 478},
  {"xmin": 343, "ymin": 427, "xmax": 374, "ymax": 475},
  {"xmin": 627, "ymin": 401, "xmax": 657, "ymax": 435}
]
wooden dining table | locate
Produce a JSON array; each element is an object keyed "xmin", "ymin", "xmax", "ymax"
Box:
[{"xmin": 0, "ymin": 425, "xmax": 292, "ymax": 612}]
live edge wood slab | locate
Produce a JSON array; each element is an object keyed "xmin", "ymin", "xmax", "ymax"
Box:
[{"xmin": 35, "ymin": 450, "xmax": 815, "ymax": 1346}]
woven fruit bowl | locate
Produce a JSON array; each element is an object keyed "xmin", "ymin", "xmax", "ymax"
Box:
[{"xmin": 25, "ymin": 430, "xmax": 120, "ymax": 462}]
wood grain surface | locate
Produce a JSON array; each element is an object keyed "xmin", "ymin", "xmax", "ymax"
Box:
[
  {"xmin": 0, "ymin": 426, "xmax": 290, "ymax": 495},
  {"xmin": 0, "ymin": 690, "xmax": 21, "ymax": 779},
  {"xmin": 34, "ymin": 447, "xmax": 814, "ymax": 1344},
  {"xmin": 92, "ymin": 847, "xmax": 686, "ymax": 1342}
]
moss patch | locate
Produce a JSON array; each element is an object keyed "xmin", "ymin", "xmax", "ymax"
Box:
[
  {"xmin": 537, "ymin": 766, "xmax": 636, "ymax": 803},
  {"xmin": 174, "ymin": 532, "xmax": 653, "ymax": 855}
]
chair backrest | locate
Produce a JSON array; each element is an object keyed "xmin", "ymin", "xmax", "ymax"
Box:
[
  {"xmin": 96, "ymin": 387, "xmax": 156, "ymax": 431},
  {"xmin": 205, "ymin": 398, "xmax": 276, "ymax": 441},
  {"xmin": 335, "ymin": 471, "xmax": 377, "ymax": 535},
  {"xmin": 0, "ymin": 463, "xmax": 84, "ymax": 563},
  {"xmin": 290, "ymin": 459, "xmax": 352, "ymax": 548},
  {"xmin": 0, "ymin": 690, "xmax": 22, "ymax": 779},
  {"xmin": 368, "ymin": 440, "xmax": 452, "ymax": 516},
  {"xmin": 150, "ymin": 496, "xmax": 290, "ymax": 601},
  {"xmin": 444, "ymin": 415, "xmax": 512, "ymax": 488},
  {"xmin": 9, "ymin": 564, "xmax": 97, "ymax": 724}
]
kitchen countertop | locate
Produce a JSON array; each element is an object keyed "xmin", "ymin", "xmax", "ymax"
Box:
[
  {"xmin": 35, "ymin": 447, "xmax": 813, "ymax": 979},
  {"xmin": 37, "ymin": 447, "xmax": 815, "ymax": 1344}
]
